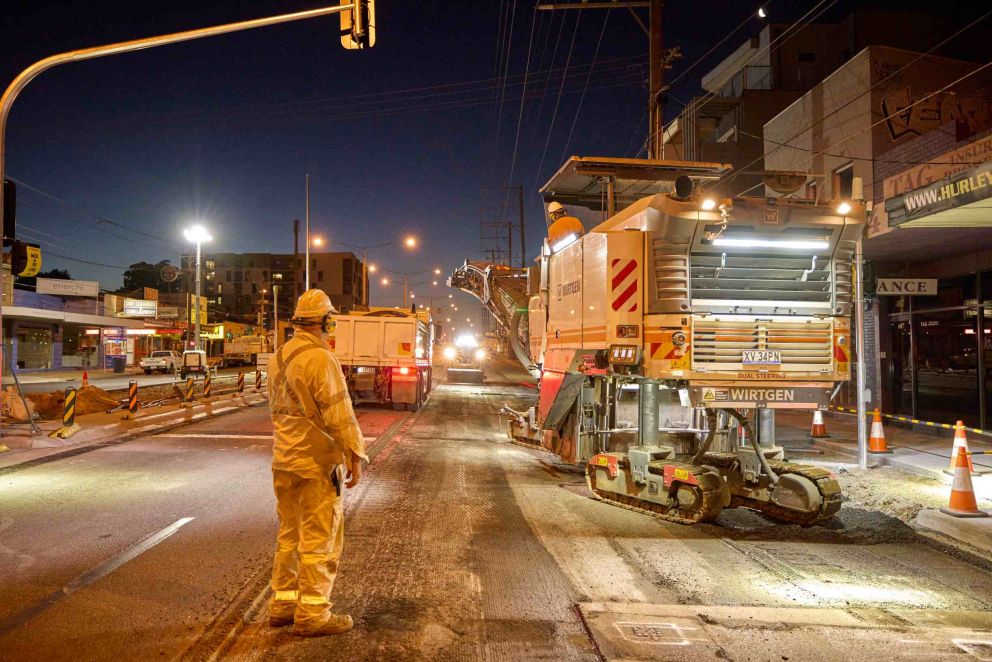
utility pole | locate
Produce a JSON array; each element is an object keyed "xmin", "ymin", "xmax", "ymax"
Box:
[
  {"xmin": 272, "ymin": 284, "xmax": 281, "ymax": 351},
  {"xmin": 305, "ymin": 174, "xmax": 311, "ymax": 288},
  {"xmin": 536, "ymin": 1, "xmax": 671, "ymax": 159},
  {"xmin": 517, "ymin": 185, "xmax": 526, "ymax": 269},
  {"xmin": 293, "ymin": 219, "xmax": 300, "ymax": 298}
]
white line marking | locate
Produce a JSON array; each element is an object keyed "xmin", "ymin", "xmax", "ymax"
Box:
[
  {"xmin": 0, "ymin": 517, "xmax": 194, "ymax": 635},
  {"xmin": 157, "ymin": 433, "xmax": 272, "ymax": 439}
]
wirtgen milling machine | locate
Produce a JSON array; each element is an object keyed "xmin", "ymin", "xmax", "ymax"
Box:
[{"xmin": 467, "ymin": 157, "xmax": 862, "ymax": 526}]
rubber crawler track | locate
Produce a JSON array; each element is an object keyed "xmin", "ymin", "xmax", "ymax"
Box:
[{"xmin": 585, "ymin": 467, "xmax": 724, "ymax": 525}]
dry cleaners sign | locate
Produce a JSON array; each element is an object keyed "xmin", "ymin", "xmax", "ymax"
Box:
[{"xmin": 876, "ymin": 278, "xmax": 937, "ymax": 296}]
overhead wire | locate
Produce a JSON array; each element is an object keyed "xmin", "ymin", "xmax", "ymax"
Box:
[
  {"xmin": 727, "ymin": 59, "xmax": 992, "ymax": 196},
  {"xmin": 528, "ymin": 7, "xmax": 567, "ymax": 139},
  {"xmin": 637, "ymin": 0, "xmax": 839, "ymax": 158},
  {"xmin": 502, "ymin": 6, "xmax": 540, "ymax": 215},
  {"xmin": 532, "ymin": 6, "xmax": 583, "ymax": 192},
  {"xmin": 714, "ymin": 7, "xmax": 992, "ymax": 191},
  {"xmin": 559, "ymin": 7, "xmax": 611, "ymax": 165}
]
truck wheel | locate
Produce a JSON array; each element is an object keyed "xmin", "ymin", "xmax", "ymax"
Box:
[{"xmin": 144, "ymin": 368, "xmax": 152, "ymax": 375}]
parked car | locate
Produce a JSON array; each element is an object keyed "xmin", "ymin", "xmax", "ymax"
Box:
[
  {"xmin": 140, "ymin": 350, "xmax": 180, "ymax": 375},
  {"xmin": 179, "ymin": 350, "xmax": 209, "ymax": 380}
]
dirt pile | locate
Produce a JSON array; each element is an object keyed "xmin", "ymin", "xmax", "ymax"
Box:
[{"xmin": 27, "ymin": 386, "xmax": 122, "ymax": 420}]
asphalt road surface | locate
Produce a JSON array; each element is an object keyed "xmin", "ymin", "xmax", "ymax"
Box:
[{"xmin": 2, "ymin": 359, "xmax": 992, "ymax": 661}]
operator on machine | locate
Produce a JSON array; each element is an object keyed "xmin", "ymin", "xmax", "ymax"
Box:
[
  {"xmin": 266, "ymin": 288, "xmax": 366, "ymax": 637},
  {"xmin": 546, "ymin": 201, "xmax": 585, "ymax": 248}
]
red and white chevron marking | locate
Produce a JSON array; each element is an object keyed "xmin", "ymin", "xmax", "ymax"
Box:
[{"xmin": 611, "ymin": 258, "xmax": 638, "ymax": 312}]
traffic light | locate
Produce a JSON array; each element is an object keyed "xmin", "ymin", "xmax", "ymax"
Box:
[
  {"xmin": 3, "ymin": 179, "xmax": 15, "ymax": 247},
  {"xmin": 10, "ymin": 240, "xmax": 41, "ymax": 277},
  {"xmin": 340, "ymin": 0, "xmax": 375, "ymax": 49}
]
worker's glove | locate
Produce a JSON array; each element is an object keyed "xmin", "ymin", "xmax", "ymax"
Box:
[{"xmin": 346, "ymin": 455, "xmax": 363, "ymax": 489}]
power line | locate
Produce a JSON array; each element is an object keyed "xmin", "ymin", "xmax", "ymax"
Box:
[
  {"xmin": 532, "ymin": 7, "xmax": 583, "ymax": 192},
  {"xmin": 502, "ymin": 7, "xmax": 539, "ymax": 214},
  {"xmin": 559, "ymin": 7, "xmax": 611, "ymax": 164},
  {"xmin": 638, "ymin": 0, "xmax": 839, "ymax": 157},
  {"xmin": 730, "ymin": 58, "xmax": 992, "ymax": 197},
  {"xmin": 715, "ymin": 7, "xmax": 992, "ymax": 190}
]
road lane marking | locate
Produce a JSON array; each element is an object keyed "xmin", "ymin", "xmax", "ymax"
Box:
[
  {"xmin": 155, "ymin": 433, "xmax": 378, "ymax": 442},
  {"xmin": 0, "ymin": 517, "xmax": 194, "ymax": 636}
]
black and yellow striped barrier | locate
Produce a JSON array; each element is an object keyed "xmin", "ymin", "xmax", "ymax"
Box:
[
  {"xmin": 185, "ymin": 376, "xmax": 195, "ymax": 403},
  {"xmin": 255, "ymin": 369, "xmax": 263, "ymax": 392},
  {"xmin": 204, "ymin": 372, "xmax": 212, "ymax": 399},
  {"xmin": 829, "ymin": 406, "xmax": 992, "ymax": 438},
  {"xmin": 237, "ymin": 371, "xmax": 245, "ymax": 394},
  {"xmin": 49, "ymin": 387, "xmax": 81, "ymax": 439},
  {"xmin": 122, "ymin": 380, "xmax": 139, "ymax": 420}
]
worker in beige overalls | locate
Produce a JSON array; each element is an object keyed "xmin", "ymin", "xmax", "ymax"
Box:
[{"xmin": 266, "ymin": 289, "xmax": 366, "ymax": 636}]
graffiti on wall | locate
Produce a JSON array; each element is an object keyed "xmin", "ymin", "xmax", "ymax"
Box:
[{"xmin": 881, "ymin": 86, "xmax": 990, "ymax": 142}]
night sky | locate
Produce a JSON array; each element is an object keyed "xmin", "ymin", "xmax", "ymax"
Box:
[{"xmin": 1, "ymin": 0, "xmax": 981, "ymax": 312}]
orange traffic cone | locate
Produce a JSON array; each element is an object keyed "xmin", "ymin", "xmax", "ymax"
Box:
[
  {"xmin": 868, "ymin": 408, "xmax": 892, "ymax": 454},
  {"xmin": 810, "ymin": 410, "xmax": 828, "ymax": 438},
  {"xmin": 940, "ymin": 448, "xmax": 989, "ymax": 518},
  {"xmin": 81, "ymin": 370, "xmax": 90, "ymax": 389},
  {"xmin": 944, "ymin": 421, "xmax": 979, "ymax": 476}
]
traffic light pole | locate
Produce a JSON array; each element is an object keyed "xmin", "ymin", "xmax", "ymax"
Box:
[{"xmin": 0, "ymin": 3, "xmax": 360, "ymax": 424}]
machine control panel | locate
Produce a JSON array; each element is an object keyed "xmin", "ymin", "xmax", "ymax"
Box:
[{"xmin": 608, "ymin": 344, "xmax": 640, "ymax": 365}]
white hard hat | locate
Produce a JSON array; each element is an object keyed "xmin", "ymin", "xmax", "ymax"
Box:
[
  {"xmin": 293, "ymin": 289, "xmax": 337, "ymax": 320},
  {"xmin": 547, "ymin": 201, "xmax": 565, "ymax": 215}
]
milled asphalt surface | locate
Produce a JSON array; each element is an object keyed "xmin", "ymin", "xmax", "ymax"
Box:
[{"xmin": 3, "ymin": 359, "xmax": 992, "ymax": 660}]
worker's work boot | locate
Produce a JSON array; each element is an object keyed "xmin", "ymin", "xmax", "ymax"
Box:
[
  {"xmin": 269, "ymin": 602, "xmax": 296, "ymax": 627},
  {"xmin": 292, "ymin": 613, "xmax": 354, "ymax": 637}
]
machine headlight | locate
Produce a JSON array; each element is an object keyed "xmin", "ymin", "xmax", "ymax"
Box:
[
  {"xmin": 474, "ymin": 349, "xmax": 486, "ymax": 361},
  {"xmin": 443, "ymin": 347, "xmax": 457, "ymax": 360}
]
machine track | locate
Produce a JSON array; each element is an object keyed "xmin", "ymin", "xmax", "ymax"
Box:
[
  {"xmin": 585, "ymin": 465, "xmax": 724, "ymax": 525},
  {"xmin": 705, "ymin": 453, "xmax": 843, "ymax": 525}
]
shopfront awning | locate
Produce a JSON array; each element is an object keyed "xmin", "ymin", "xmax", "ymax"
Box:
[
  {"xmin": 2, "ymin": 306, "xmax": 146, "ymax": 328},
  {"xmin": 885, "ymin": 160, "xmax": 992, "ymax": 228}
]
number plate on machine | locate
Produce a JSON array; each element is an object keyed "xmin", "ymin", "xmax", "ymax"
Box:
[{"xmin": 742, "ymin": 350, "xmax": 781, "ymax": 365}]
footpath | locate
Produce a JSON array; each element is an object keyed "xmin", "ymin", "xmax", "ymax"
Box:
[
  {"xmin": 0, "ymin": 386, "xmax": 268, "ymax": 474},
  {"xmin": 777, "ymin": 409, "xmax": 992, "ymax": 560}
]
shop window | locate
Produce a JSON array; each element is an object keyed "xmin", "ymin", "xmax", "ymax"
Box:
[
  {"xmin": 914, "ymin": 310, "xmax": 980, "ymax": 427},
  {"xmin": 832, "ymin": 163, "xmax": 854, "ymax": 200},
  {"xmin": 915, "ymin": 274, "xmax": 976, "ymax": 311},
  {"xmin": 15, "ymin": 325, "xmax": 52, "ymax": 369}
]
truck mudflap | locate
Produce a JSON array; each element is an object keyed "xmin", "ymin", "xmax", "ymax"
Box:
[
  {"xmin": 541, "ymin": 371, "xmax": 584, "ymax": 430},
  {"xmin": 690, "ymin": 384, "xmax": 832, "ymax": 409}
]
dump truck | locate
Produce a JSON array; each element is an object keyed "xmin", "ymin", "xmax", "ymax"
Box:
[
  {"xmin": 328, "ymin": 308, "xmax": 433, "ymax": 410},
  {"xmin": 451, "ymin": 156, "xmax": 862, "ymax": 526},
  {"xmin": 222, "ymin": 335, "xmax": 266, "ymax": 367}
]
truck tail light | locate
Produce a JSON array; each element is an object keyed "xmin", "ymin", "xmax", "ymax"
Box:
[
  {"xmin": 616, "ymin": 325, "xmax": 639, "ymax": 338},
  {"xmin": 398, "ymin": 367, "xmax": 410, "ymax": 375}
]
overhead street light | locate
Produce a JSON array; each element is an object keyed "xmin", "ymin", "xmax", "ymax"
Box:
[{"xmin": 183, "ymin": 224, "xmax": 213, "ymax": 351}]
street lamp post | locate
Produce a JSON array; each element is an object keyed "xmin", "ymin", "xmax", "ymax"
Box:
[
  {"xmin": 183, "ymin": 225, "xmax": 212, "ymax": 351},
  {"xmin": 272, "ymin": 284, "xmax": 281, "ymax": 351}
]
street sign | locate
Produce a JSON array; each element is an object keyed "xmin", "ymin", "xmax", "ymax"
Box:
[
  {"xmin": 876, "ymin": 278, "xmax": 937, "ymax": 296},
  {"xmin": 158, "ymin": 306, "xmax": 179, "ymax": 318},
  {"xmin": 37, "ymin": 277, "xmax": 99, "ymax": 297},
  {"xmin": 160, "ymin": 264, "xmax": 180, "ymax": 283},
  {"xmin": 122, "ymin": 298, "xmax": 158, "ymax": 317}
]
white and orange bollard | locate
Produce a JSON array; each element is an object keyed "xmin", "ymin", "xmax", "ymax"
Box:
[
  {"xmin": 941, "ymin": 449, "xmax": 988, "ymax": 519},
  {"xmin": 809, "ymin": 410, "xmax": 828, "ymax": 438},
  {"xmin": 868, "ymin": 408, "xmax": 892, "ymax": 454},
  {"xmin": 944, "ymin": 421, "xmax": 980, "ymax": 476}
]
